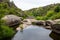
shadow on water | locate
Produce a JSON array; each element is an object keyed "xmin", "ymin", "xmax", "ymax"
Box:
[
  {"xmin": 12, "ymin": 25, "xmax": 60, "ymax": 40},
  {"xmin": 49, "ymin": 31, "xmax": 60, "ymax": 40}
]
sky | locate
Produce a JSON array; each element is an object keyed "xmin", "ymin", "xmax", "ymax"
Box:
[{"xmin": 10, "ymin": 0, "xmax": 60, "ymax": 10}]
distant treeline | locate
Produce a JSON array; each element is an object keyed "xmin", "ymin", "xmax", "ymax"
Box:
[{"xmin": 24, "ymin": 3, "xmax": 60, "ymax": 20}]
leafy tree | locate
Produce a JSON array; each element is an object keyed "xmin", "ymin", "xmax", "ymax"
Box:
[{"xmin": 54, "ymin": 5, "xmax": 60, "ymax": 12}]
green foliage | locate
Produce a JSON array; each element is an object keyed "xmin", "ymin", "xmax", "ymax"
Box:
[
  {"xmin": 0, "ymin": 1, "xmax": 60, "ymax": 40},
  {"xmin": 24, "ymin": 3, "xmax": 60, "ymax": 20},
  {"xmin": 0, "ymin": 20, "xmax": 15, "ymax": 40},
  {"xmin": 50, "ymin": 12, "xmax": 60, "ymax": 20},
  {"xmin": 54, "ymin": 5, "xmax": 60, "ymax": 12},
  {"xmin": 0, "ymin": 1, "xmax": 22, "ymax": 18},
  {"xmin": 43, "ymin": 10, "xmax": 55, "ymax": 20},
  {"xmin": 0, "ymin": 1, "xmax": 19, "ymax": 40},
  {"xmin": 0, "ymin": 0, "xmax": 60, "ymax": 20},
  {"xmin": 36, "ymin": 16, "xmax": 43, "ymax": 20}
]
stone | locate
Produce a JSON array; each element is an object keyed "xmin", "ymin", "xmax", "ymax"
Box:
[
  {"xmin": 51, "ymin": 24, "xmax": 60, "ymax": 34},
  {"xmin": 32, "ymin": 21, "xmax": 44, "ymax": 26},
  {"xmin": 44, "ymin": 20, "xmax": 55, "ymax": 29},
  {"xmin": 54, "ymin": 19, "xmax": 60, "ymax": 24},
  {"xmin": 45, "ymin": 20, "xmax": 55, "ymax": 26},
  {"xmin": 1, "ymin": 15, "xmax": 22, "ymax": 27},
  {"xmin": 49, "ymin": 31, "xmax": 60, "ymax": 40},
  {"xmin": 23, "ymin": 19, "xmax": 32, "ymax": 25}
]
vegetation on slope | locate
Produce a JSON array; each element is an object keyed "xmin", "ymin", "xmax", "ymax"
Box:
[
  {"xmin": 24, "ymin": 3, "xmax": 60, "ymax": 20},
  {"xmin": 0, "ymin": 0, "xmax": 21, "ymax": 40},
  {"xmin": 0, "ymin": 0, "xmax": 23, "ymax": 19}
]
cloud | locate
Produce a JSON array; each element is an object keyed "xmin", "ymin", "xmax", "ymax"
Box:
[{"xmin": 13, "ymin": 0, "xmax": 60, "ymax": 10}]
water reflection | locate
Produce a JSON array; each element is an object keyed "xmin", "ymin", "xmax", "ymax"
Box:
[
  {"xmin": 12, "ymin": 25, "xmax": 52, "ymax": 40},
  {"xmin": 49, "ymin": 31, "xmax": 60, "ymax": 40}
]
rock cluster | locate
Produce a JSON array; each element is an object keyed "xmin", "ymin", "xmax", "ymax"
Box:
[
  {"xmin": 51, "ymin": 24, "xmax": 60, "ymax": 34},
  {"xmin": 32, "ymin": 19, "xmax": 60, "ymax": 34}
]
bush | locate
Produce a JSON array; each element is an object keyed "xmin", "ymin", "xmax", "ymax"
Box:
[
  {"xmin": 54, "ymin": 5, "xmax": 60, "ymax": 12},
  {"xmin": 43, "ymin": 10, "xmax": 56, "ymax": 20},
  {"xmin": 50, "ymin": 12, "xmax": 60, "ymax": 20},
  {"xmin": 36, "ymin": 16, "xmax": 43, "ymax": 20},
  {"xmin": 0, "ymin": 20, "xmax": 15, "ymax": 40}
]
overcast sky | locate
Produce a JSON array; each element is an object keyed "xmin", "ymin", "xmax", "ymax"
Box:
[{"xmin": 10, "ymin": 0, "xmax": 60, "ymax": 10}]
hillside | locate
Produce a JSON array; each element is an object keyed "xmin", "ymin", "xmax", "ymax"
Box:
[
  {"xmin": 0, "ymin": 0, "xmax": 23, "ymax": 18},
  {"xmin": 24, "ymin": 3, "xmax": 60, "ymax": 20},
  {"xmin": 0, "ymin": 0, "xmax": 24, "ymax": 40},
  {"xmin": 0, "ymin": 0, "xmax": 60, "ymax": 20}
]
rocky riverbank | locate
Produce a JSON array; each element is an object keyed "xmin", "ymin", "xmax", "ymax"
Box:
[
  {"xmin": 18, "ymin": 19, "xmax": 60, "ymax": 34},
  {"xmin": 2, "ymin": 15, "xmax": 59, "ymax": 34}
]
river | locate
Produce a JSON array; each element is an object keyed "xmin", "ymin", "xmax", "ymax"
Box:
[{"xmin": 12, "ymin": 25, "xmax": 60, "ymax": 40}]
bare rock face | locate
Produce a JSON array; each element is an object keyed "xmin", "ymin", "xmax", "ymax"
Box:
[
  {"xmin": 50, "ymin": 31, "xmax": 60, "ymax": 40},
  {"xmin": 45, "ymin": 21, "xmax": 52, "ymax": 26},
  {"xmin": 44, "ymin": 20, "xmax": 56, "ymax": 29},
  {"xmin": 54, "ymin": 19, "xmax": 60, "ymax": 24},
  {"xmin": 45, "ymin": 20, "xmax": 55, "ymax": 26},
  {"xmin": 32, "ymin": 21, "xmax": 44, "ymax": 26},
  {"xmin": 1, "ymin": 15, "xmax": 22, "ymax": 27},
  {"xmin": 51, "ymin": 24, "xmax": 60, "ymax": 34}
]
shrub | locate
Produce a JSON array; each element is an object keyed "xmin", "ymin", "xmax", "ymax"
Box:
[
  {"xmin": 43, "ymin": 10, "xmax": 56, "ymax": 20},
  {"xmin": 54, "ymin": 5, "xmax": 60, "ymax": 12},
  {"xmin": 36, "ymin": 16, "xmax": 43, "ymax": 20},
  {"xmin": 0, "ymin": 20, "xmax": 15, "ymax": 40},
  {"xmin": 50, "ymin": 12, "xmax": 60, "ymax": 20}
]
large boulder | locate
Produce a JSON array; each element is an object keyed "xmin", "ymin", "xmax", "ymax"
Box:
[
  {"xmin": 44, "ymin": 20, "xmax": 55, "ymax": 29},
  {"xmin": 23, "ymin": 19, "xmax": 32, "ymax": 25},
  {"xmin": 54, "ymin": 19, "xmax": 60, "ymax": 24},
  {"xmin": 49, "ymin": 31, "xmax": 60, "ymax": 40},
  {"xmin": 45, "ymin": 20, "xmax": 55, "ymax": 26},
  {"xmin": 1, "ymin": 15, "xmax": 22, "ymax": 27},
  {"xmin": 51, "ymin": 24, "xmax": 60, "ymax": 34}
]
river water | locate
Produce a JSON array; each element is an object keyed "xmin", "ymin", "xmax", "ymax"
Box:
[{"xmin": 12, "ymin": 25, "xmax": 60, "ymax": 40}]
